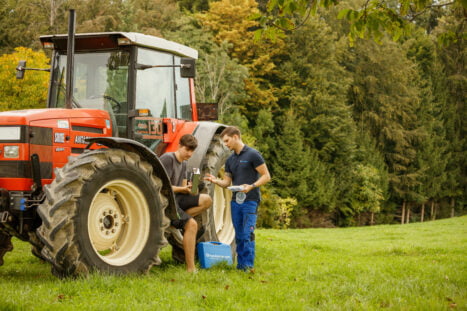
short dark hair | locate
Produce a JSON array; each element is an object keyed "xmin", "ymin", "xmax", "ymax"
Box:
[
  {"xmin": 179, "ymin": 134, "xmax": 198, "ymax": 150},
  {"xmin": 220, "ymin": 126, "xmax": 241, "ymax": 138}
]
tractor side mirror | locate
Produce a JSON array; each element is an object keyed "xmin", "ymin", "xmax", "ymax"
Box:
[
  {"xmin": 16, "ymin": 60, "xmax": 26, "ymax": 79},
  {"xmin": 180, "ymin": 58, "xmax": 196, "ymax": 78}
]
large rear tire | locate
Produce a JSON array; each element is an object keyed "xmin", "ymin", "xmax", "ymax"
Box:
[
  {"xmin": 37, "ymin": 149, "xmax": 169, "ymax": 277},
  {"xmin": 199, "ymin": 135, "xmax": 235, "ymax": 245}
]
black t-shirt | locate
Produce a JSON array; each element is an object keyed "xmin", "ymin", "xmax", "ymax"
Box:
[
  {"xmin": 225, "ymin": 145, "xmax": 265, "ymax": 202},
  {"xmin": 160, "ymin": 152, "xmax": 186, "ymax": 187}
]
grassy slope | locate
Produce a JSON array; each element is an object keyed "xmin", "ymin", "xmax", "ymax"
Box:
[{"xmin": 0, "ymin": 216, "xmax": 465, "ymax": 310}]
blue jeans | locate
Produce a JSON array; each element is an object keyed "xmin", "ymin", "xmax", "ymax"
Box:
[{"xmin": 231, "ymin": 200, "xmax": 258, "ymax": 270}]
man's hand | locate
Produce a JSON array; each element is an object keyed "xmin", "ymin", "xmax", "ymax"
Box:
[
  {"xmin": 204, "ymin": 173, "xmax": 217, "ymax": 184},
  {"xmin": 240, "ymin": 184, "xmax": 255, "ymax": 193},
  {"xmin": 204, "ymin": 173, "xmax": 232, "ymax": 188},
  {"xmin": 173, "ymin": 185, "xmax": 192, "ymax": 194}
]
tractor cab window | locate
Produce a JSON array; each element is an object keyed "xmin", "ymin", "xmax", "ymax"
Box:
[
  {"xmin": 135, "ymin": 48, "xmax": 175, "ymax": 119},
  {"xmin": 50, "ymin": 50, "xmax": 130, "ymax": 137}
]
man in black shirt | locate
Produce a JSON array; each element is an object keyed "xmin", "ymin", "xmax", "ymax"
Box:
[
  {"xmin": 160, "ymin": 134, "xmax": 212, "ymax": 272},
  {"xmin": 205, "ymin": 126, "xmax": 271, "ymax": 270}
]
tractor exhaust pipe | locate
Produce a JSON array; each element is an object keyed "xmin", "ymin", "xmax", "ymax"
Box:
[{"xmin": 65, "ymin": 9, "xmax": 76, "ymax": 109}]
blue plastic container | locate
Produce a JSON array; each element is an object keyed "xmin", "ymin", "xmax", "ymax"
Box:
[{"xmin": 197, "ymin": 242, "xmax": 233, "ymax": 268}]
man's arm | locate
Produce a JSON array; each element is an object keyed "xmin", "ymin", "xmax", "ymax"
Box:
[
  {"xmin": 242, "ymin": 163, "xmax": 271, "ymax": 193},
  {"xmin": 173, "ymin": 175, "xmax": 191, "ymax": 194},
  {"xmin": 204, "ymin": 173, "xmax": 232, "ymax": 188},
  {"xmin": 172, "ymin": 183, "xmax": 191, "ymax": 194}
]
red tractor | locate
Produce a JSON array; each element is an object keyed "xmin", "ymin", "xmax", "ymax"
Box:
[{"xmin": 0, "ymin": 14, "xmax": 234, "ymax": 277}]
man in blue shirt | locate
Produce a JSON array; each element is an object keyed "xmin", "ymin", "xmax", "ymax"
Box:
[{"xmin": 205, "ymin": 126, "xmax": 271, "ymax": 270}]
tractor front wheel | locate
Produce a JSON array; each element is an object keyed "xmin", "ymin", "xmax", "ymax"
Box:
[{"xmin": 37, "ymin": 149, "xmax": 169, "ymax": 277}]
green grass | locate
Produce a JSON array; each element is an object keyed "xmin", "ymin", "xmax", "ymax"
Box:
[{"xmin": 1, "ymin": 217, "xmax": 466, "ymax": 310}]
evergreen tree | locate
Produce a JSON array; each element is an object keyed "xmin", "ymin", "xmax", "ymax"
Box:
[
  {"xmin": 405, "ymin": 32, "xmax": 450, "ymax": 220},
  {"xmin": 270, "ymin": 110, "xmax": 336, "ymax": 226},
  {"xmin": 432, "ymin": 5, "xmax": 466, "ymax": 211},
  {"xmin": 349, "ymin": 38, "xmax": 425, "ymax": 215},
  {"xmin": 277, "ymin": 16, "xmax": 358, "ymax": 220}
]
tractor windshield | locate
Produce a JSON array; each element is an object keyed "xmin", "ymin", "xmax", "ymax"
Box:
[{"xmin": 49, "ymin": 50, "xmax": 129, "ymax": 137}]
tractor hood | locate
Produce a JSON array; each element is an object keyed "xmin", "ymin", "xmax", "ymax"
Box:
[
  {"xmin": 0, "ymin": 108, "xmax": 112, "ymax": 140},
  {"xmin": 0, "ymin": 108, "xmax": 110, "ymax": 124}
]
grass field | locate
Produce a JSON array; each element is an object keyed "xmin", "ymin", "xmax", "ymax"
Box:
[{"xmin": 0, "ymin": 216, "xmax": 465, "ymax": 310}]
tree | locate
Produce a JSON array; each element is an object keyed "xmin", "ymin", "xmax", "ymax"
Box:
[
  {"xmin": 432, "ymin": 4, "xmax": 466, "ymax": 212},
  {"xmin": 353, "ymin": 132, "xmax": 389, "ymax": 224},
  {"xmin": 197, "ymin": 0, "xmax": 285, "ymax": 117},
  {"xmin": 349, "ymin": 38, "xmax": 425, "ymax": 218},
  {"xmin": 270, "ymin": 110, "xmax": 336, "ymax": 226},
  {"xmin": 405, "ymin": 31, "xmax": 450, "ymax": 221},
  {"xmin": 256, "ymin": 0, "xmax": 465, "ymax": 44},
  {"xmin": 0, "ymin": 47, "xmax": 49, "ymax": 111},
  {"xmin": 165, "ymin": 16, "xmax": 249, "ymax": 118},
  {"xmin": 276, "ymin": 16, "xmax": 358, "ymax": 221}
]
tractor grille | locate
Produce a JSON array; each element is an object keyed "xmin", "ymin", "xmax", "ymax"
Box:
[{"xmin": 0, "ymin": 161, "xmax": 52, "ymax": 179}]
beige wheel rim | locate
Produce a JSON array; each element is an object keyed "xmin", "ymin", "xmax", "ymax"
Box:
[
  {"xmin": 88, "ymin": 179, "xmax": 150, "ymax": 266},
  {"xmin": 212, "ymin": 184, "xmax": 235, "ymax": 244}
]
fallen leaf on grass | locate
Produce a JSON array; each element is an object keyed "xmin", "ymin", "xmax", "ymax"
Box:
[{"xmin": 56, "ymin": 294, "xmax": 66, "ymax": 301}]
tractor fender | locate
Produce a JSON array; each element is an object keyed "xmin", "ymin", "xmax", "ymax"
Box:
[
  {"xmin": 86, "ymin": 137, "xmax": 177, "ymax": 219},
  {"xmin": 187, "ymin": 122, "xmax": 227, "ymax": 172}
]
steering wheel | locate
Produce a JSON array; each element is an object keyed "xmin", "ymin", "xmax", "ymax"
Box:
[{"xmin": 103, "ymin": 95, "xmax": 122, "ymax": 114}]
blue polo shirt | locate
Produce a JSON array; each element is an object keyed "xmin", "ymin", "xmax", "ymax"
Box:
[{"xmin": 225, "ymin": 145, "xmax": 265, "ymax": 202}]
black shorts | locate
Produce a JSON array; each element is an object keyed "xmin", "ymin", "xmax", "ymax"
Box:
[
  {"xmin": 176, "ymin": 194, "xmax": 200, "ymax": 211},
  {"xmin": 171, "ymin": 194, "xmax": 200, "ymax": 229}
]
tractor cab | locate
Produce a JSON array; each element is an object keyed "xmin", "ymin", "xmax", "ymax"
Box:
[{"xmin": 40, "ymin": 32, "xmax": 200, "ymax": 154}]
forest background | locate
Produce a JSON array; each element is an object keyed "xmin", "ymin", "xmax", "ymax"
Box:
[{"xmin": 0, "ymin": 0, "xmax": 465, "ymax": 228}]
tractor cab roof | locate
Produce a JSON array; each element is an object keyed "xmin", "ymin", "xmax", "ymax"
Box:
[{"xmin": 40, "ymin": 32, "xmax": 198, "ymax": 59}]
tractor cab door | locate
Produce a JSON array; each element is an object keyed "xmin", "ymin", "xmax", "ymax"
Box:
[{"xmin": 133, "ymin": 48, "xmax": 193, "ymax": 155}]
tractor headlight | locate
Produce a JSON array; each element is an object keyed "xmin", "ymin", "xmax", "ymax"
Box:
[{"xmin": 4, "ymin": 146, "xmax": 19, "ymax": 158}]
